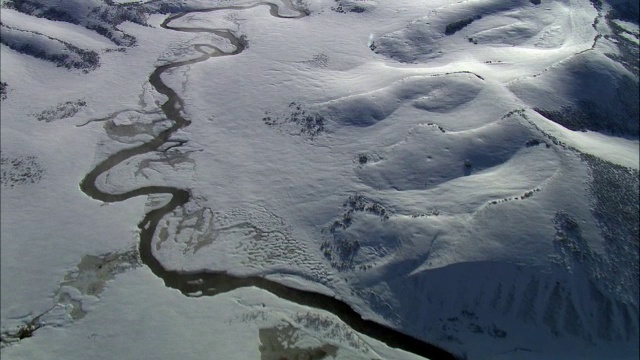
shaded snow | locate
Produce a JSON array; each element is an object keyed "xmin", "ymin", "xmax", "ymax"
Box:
[{"xmin": 1, "ymin": 0, "xmax": 638, "ymax": 359}]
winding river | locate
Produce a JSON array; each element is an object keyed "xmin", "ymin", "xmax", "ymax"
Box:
[{"xmin": 80, "ymin": 2, "xmax": 458, "ymax": 359}]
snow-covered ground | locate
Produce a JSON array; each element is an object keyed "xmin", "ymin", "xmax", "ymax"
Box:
[{"xmin": 1, "ymin": 0, "xmax": 638, "ymax": 359}]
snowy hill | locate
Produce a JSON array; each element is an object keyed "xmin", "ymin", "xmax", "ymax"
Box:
[{"xmin": 1, "ymin": 0, "xmax": 638, "ymax": 359}]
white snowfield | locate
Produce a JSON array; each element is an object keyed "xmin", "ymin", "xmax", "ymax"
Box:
[{"xmin": 1, "ymin": 0, "xmax": 638, "ymax": 359}]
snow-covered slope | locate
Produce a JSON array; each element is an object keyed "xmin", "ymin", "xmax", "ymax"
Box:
[{"xmin": 1, "ymin": 0, "xmax": 638, "ymax": 359}]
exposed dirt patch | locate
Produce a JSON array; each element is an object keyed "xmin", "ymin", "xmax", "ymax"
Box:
[
  {"xmin": 0, "ymin": 153, "xmax": 45, "ymax": 187},
  {"xmin": 259, "ymin": 325, "xmax": 339, "ymax": 360}
]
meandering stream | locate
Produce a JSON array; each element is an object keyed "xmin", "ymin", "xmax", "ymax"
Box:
[{"xmin": 80, "ymin": 2, "xmax": 457, "ymax": 359}]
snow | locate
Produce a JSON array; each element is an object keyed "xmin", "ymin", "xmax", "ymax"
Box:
[
  {"xmin": 1, "ymin": 0, "xmax": 638, "ymax": 359},
  {"xmin": 0, "ymin": 8, "xmax": 116, "ymax": 50},
  {"xmin": 2, "ymin": 269, "xmax": 425, "ymax": 360}
]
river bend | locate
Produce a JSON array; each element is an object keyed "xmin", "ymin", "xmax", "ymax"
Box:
[{"xmin": 79, "ymin": 3, "xmax": 458, "ymax": 359}]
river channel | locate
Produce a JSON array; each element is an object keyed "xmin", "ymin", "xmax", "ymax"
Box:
[{"xmin": 79, "ymin": 2, "xmax": 457, "ymax": 359}]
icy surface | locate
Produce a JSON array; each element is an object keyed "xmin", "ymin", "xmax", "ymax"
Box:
[{"xmin": 1, "ymin": 0, "xmax": 638, "ymax": 359}]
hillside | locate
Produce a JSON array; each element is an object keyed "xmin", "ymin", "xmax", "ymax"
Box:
[{"xmin": 1, "ymin": 0, "xmax": 638, "ymax": 359}]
